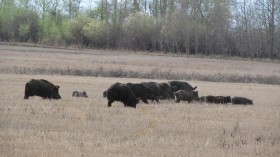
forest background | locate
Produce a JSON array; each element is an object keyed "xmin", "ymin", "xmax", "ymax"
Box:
[{"xmin": 0, "ymin": 0, "xmax": 279, "ymax": 59}]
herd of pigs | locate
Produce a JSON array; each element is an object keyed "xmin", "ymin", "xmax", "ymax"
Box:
[{"xmin": 24, "ymin": 79, "xmax": 253, "ymax": 108}]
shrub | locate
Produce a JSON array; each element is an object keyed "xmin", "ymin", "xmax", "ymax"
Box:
[
  {"xmin": 18, "ymin": 24, "xmax": 30, "ymax": 41},
  {"xmin": 82, "ymin": 19, "xmax": 107, "ymax": 48},
  {"xmin": 67, "ymin": 16, "xmax": 92, "ymax": 46},
  {"xmin": 123, "ymin": 12, "xmax": 154, "ymax": 50}
]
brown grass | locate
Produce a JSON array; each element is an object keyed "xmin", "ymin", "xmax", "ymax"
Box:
[
  {"xmin": 0, "ymin": 46, "xmax": 280, "ymax": 157},
  {"xmin": 1, "ymin": 45, "xmax": 280, "ymax": 85}
]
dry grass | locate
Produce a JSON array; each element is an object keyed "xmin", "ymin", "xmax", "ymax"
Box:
[
  {"xmin": 1, "ymin": 45, "xmax": 280, "ymax": 84},
  {"xmin": 0, "ymin": 46, "xmax": 280, "ymax": 157}
]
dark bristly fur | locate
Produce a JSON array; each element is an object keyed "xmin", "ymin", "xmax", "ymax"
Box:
[
  {"xmin": 125, "ymin": 83, "xmax": 158, "ymax": 104},
  {"xmin": 232, "ymin": 97, "xmax": 253, "ymax": 105},
  {"xmin": 168, "ymin": 80, "xmax": 197, "ymax": 92},
  {"xmin": 106, "ymin": 83, "xmax": 139, "ymax": 108},
  {"xmin": 141, "ymin": 82, "xmax": 174, "ymax": 100},
  {"xmin": 174, "ymin": 90, "xmax": 199, "ymax": 103},
  {"xmin": 24, "ymin": 79, "xmax": 61, "ymax": 99},
  {"xmin": 206, "ymin": 96, "xmax": 231, "ymax": 104}
]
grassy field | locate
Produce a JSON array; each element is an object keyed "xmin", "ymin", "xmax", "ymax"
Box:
[
  {"xmin": 0, "ymin": 46, "xmax": 280, "ymax": 157},
  {"xmin": 1, "ymin": 45, "xmax": 280, "ymax": 84}
]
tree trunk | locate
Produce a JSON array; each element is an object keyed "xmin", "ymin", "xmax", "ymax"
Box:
[{"xmin": 269, "ymin": 0, "xmax": 275, "ymax": 58}]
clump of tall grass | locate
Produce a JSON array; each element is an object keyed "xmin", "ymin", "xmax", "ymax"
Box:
[{"xmin": 1, "ymin": 66, "xmax": 279, "ymax": 85}]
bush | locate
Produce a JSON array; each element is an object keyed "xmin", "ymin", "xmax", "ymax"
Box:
[
  {"xmin": 67, "ymin": 16, "xmax": 92, "ymax": 46},
  {"xmin": 82, "ymin": 19, "xmax": 107, "ymax": 48},
  {"xmin": 18, "ymin": 24, "xmax": 30, "ymax": 41},
  {"xmin": 40, "ymin": 19, "xmax": 62, "ymax": 45},
  {"xmin": 123, "ymin": 12, "xmax": 154, "ymax": 50},
  {"xmin": 13, "ymin": 9, "xmax": 39, "ymax": 42}
]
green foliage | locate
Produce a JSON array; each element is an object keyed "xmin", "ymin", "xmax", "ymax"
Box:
[
  {"xmin": 0, "ymin": 12, "xmax": 2, "ymax": 37},
  {"xmin": 0, "ymin": 0, "xmax": 278, "ymax": 59},
  {"xmin": 123, "ymin": 12, "xmax": 154, "ymax": 50},
  {"xmin": 18, "ymin": 24, "xmax": 30, "ymax": 41},
  {"xmin": 28, "ymin": 11, "xmax": 39, "ymax": 42},
  {"xmin": 49, "ymin": 22, "xmax": 62, "ymax": 44},
  {"xmin": 67, "ymin": 16, "xmax": 92, "ymax": 45},
  {"xmin": 0, "ymin": 0, "xmax": 16, "ymax": 40},
  {"xmin": 82, "ymin": 19, "xmax": 107, "ymax": 48},
  {"xmin": 39, "ymin": 17, "xmax": 62, "ymax": 45},
  {"xmin": 86, "ymin": 6, "xmax": 103, "ymax": 20},
  {"xmin": 14, "ymin": 9, "xmax": 39, "ymax": 42},
  {"xmin": 61, "ymin": 20, "xmax": 73, "ymax": 44}
]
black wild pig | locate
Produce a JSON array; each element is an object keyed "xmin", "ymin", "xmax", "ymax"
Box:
[
  {"xmin": 231, "ymin": 97, "xmax": 253, "ymax": 105},
  {"xmin": 106, "ymin": 83, "xmax": 139, "ymax": 108},
  {"xmin": 141, "ymin": 82, "xmax": 174, "ymax": 100},
  {"xmin": 24, "ymin": 79, "xmax": 61, "ymax": 99},
  {"xmin": 168, "ymin": 80, "xmax": 197, "ymax": 92},
  {"xmin": 125, "ymin": 83, "xmax": 158, "ymax": 104},
  {"xmin": 159, "ymin": 83, "xmax": 176, "ymax": 99},
  {"xmin": 206, "ymin": 96, "xmax": 231, "ymax": 104},
  {"xmin": 174, "ymin": 90, "xmax": 199, "ymax": 103}
]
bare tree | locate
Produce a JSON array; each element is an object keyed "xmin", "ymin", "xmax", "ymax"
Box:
[
  {"xmin": 255, "ymin": 0, "xmax": 279, "ymax": 58},
  {"xmin": 35, "ymin": 0, "xmax": 50, "ymax": 19},
  {"xmin": 63, "ymin": 0, "xmax": 81, "ymax": 18}
]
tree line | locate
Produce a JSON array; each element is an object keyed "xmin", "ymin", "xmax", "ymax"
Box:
[{"xmin": 0, "ymin": 0, "xmax": 279, "ymax": 59}]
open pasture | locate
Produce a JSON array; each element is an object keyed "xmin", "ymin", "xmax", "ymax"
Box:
[
  {"xmin": 1, "ymin": 45, "xmax": 280, "ymax": 84},
  {"xmin": 0, "ymin": 46, "xmax": 280, "ymax": 156}
]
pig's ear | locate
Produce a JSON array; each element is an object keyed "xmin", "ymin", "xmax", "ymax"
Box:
[{"xmin": 56, "ymin": 85, "xmax": 60, "ymax": 89}]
